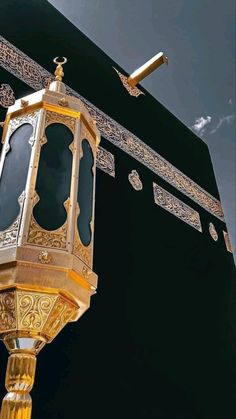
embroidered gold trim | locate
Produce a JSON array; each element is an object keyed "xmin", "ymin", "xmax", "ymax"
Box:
[
  {"xmin": 128, "ymin": 170, "xmax": 143, "ymax": 190},
  {"xmin": 209, "ymin": 222, "xmax": 218, "ymax": 242},
  {"xmin": 223, "ymin": 231, "xmax": 233, "ymax": 253},
  {"xmin": 0, "ymin": 36, "xmax": 224, "ymax": 221},
  {"xmin": 113, "ymin": 68, "xmax": 145, "ymax": 97},
  {"xmin": 97, "ymin": 146, "xmax": 115, "ymax": 177},
  {"xmin": 153, "ymin": 182, "xmax": 202, "ymax": 232},
  {"xmin": 0, "ymin": 83, "xmax": 15, "ymax": 108}
]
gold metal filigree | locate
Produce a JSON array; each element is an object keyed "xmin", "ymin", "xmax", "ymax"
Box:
[
  {"xmin": 28, "ymin": 217, "xmax": 67, "ymax": 249},
  {"xmin": 38, "ymin": 250, "xmax": 52, "ymax": 264},
  {"xmin": 73, "ymin": 228, "xmax": 92, "ymax": 267},
  {"xmin": 0, "ymin": 191, "xmax": 25, "ymax": 248},
  {"xmin": 0, "ymin": 291, "xmax": 16, "ymax": 331},
  {"xmin": 43, "ymin": 296, "xmax": 77, "ymax": 339},
  {"xmin": 27, "ymin": 194, "xmax": 69, "ymax": 249},
  {"xmin": 153, "ymin": 182, "xmax": 202, "ymax": 232},
  {"xmin": 209, "ymin": 222, "xmax": 218, "ymax": 242},
  {"xmin": 128, "ymin": 170, "xmax": 143, "ymax": 190},
  {"xmin": 7, "ymin": 111, "xmax": 38, "ymax": 139},
  {"xmin": 45, "ymin": 110, "xmax": 75, "ymax": 133}
]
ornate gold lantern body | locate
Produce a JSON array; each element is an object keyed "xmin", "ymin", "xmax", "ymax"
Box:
[{"xmin": 0, "ymin": 60, "xmax": 99, "ymax": 418}]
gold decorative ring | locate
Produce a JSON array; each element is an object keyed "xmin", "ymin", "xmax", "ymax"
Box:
[{"xmin": 53, "ymin": 57, "xmax": 67, "ymax": 65}]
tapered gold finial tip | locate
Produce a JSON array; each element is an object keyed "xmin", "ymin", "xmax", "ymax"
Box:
[{"xmin": 53, "ymin": 57, "xmax": 67, "ymax": 81}]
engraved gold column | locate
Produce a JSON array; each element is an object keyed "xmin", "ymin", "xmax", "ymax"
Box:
[{"xmin": 0, "ymin": 58, "xmax": 100, "ymax": 418}]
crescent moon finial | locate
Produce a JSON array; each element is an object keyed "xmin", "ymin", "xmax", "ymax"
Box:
[{"xmin": 53, "ymin": 57, "xmax": 67, "ymax": 81}]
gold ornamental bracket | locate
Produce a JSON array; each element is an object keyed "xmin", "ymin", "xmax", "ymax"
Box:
[{"xmin": 127, "ymin": 51, "xmax": 168, "ymax": 87}]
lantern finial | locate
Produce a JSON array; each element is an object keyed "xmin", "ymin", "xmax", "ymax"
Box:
[{"xmin": 53, "ymin": 56, "xmax": 67, "ymax": 81}]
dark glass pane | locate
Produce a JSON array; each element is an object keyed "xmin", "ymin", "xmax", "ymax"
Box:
[
  {"xmin": 34, "ymin": 123, "xmax": 73, "ymax": 231},
  {"xmin": 0, "ymin": 123, "xmax": 32, "ymax": 231},
  {"xmin": 77, "ymin": 140, "xmax": 94, "ymax": 246}
]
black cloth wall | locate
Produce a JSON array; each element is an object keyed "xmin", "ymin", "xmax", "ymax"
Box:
[{"xmin": 0, "ymin": 1, "xmax": 235, "ymax": 418}]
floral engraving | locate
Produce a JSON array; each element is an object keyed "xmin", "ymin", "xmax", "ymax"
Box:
[
  {"xmin": 43, "ymin": 296, "xmax": 77, "ymax": 339},
  {"xmin": 27, "ymin": 195, "xmax": 69, "ymax": 249},
  {"xmin": 28, "ymin": 217, "xmax": 67, "ymax": 248},
  {"xmin": 17, "ymin": 291, "xmax": 57, "ymax": 331},
  {"xmin": 0, "ymin": 291, "xmax": 16, "ymax": 331},
  {"xmin": 153, "ymin": 182, "xmax": 202, "ymax": 232},
  {"xmin": 45, "ymin": 110, "xmax": 75, "ymax": 133},
  {"xmin": 7, "ymin": 111, "xmax": 38, "ymax": 141},
  {"xmin": 73, "ymin": 229, "xmax": 92, "ymax": 267}
]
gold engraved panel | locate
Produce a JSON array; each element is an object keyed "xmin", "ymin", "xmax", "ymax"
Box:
[
  {"xmin": 153, "ymin": 182, "xmax": 202, "ymax": 232},
  {"xmin": 73, "ymin": 228, "xmax": 92, "ymax": 268},
  {"xmin": 0, "ymin": 35, "xmax": 224, "ymax": 222},
  {"xmin": 0, "ymin": 291, "xmax": 16, "ymax": 331},
  {"xmin": 0, "ymin": 191, "xmax": 25, "ymax": 248},
  {"xmin": 27, "ymin": 194, "xmax": 69, "ymax": 249},
  {"xmin": 28, "ymin": 216, "xmax": 67, "ymax": 249},
  {"xmin": 0, "ymin": 290, "xmax": 78, "ymax": 340},
  {"xmin": 113, "ymin": 68, "xmax": 145, "ymax": 97},
  {"xmin": 17, "ymin": 291, "xmax": 57, "ymax": 331},
  {"xmin": 43, "ymin": 296, "xmax": 77, "ymax": 339},
  {"xmin": 7, "ymin": 111, "xmax": 38, "ymax": 143},
  {"xmin": 97, "ymin": 146, "xmax": 115, "ymax": 177},
  {"xmin": 45, "ymin": 110, "xmax": 75, "ymax": 133}
]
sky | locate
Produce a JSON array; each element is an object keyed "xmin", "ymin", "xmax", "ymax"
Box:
[{"xmin": 49, "ymin": 0, "xmax": 236, "ymax": 255}]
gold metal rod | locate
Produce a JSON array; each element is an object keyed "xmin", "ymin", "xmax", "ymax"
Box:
[
  {"xmin": 0, "ymin": 353, "xmax": 36, "ymax": 419},
  {"xmin": 127, "ymin": 52, "xmax": 168, "ymax": 87}
]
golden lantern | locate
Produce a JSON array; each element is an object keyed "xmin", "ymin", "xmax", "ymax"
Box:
[{"xmin": 0, "ymin": 58, "xmax": 100, "ymax": 418}]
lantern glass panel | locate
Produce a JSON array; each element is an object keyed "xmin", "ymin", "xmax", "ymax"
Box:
[
  {"xmin": 0, "ymin": 123, "xmax": 32, "ymax": 231},
  {"xmin": 77, "ymin": 139, "xmax": 94, "ymax": 246},
  {"xmin": 33, "ymin": 123, "xmax": 73, "ymax": 231}
]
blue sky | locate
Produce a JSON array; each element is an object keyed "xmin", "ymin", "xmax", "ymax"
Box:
[{"xmin": 49, "ymin": 0, "xmax": 236, "ymax": 254}]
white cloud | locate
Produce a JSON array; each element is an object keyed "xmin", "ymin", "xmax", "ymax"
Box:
[
  {"xmin": 192, "ymin": 116, "xmax": 212, "ymax": 136},
  {"xmin": 228, "ymin": 98, "xmax": 232, "ymax": 105},
  {"xmin": 210, "ymin": 114, "xmax": 235, "ymax": 135}
]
